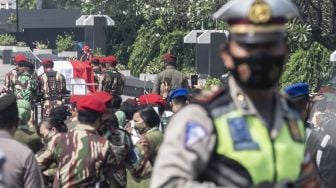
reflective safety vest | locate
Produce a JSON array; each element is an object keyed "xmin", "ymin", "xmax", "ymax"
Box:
[{"xmin": 213, "ymin": 109, "xmax": 305, "ymax": 186}]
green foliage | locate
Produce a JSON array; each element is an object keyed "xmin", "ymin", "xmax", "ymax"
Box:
[
  {"xmin": 7, "ymin": 13, "xmax": 16, "ymax": 24},
  {"xmin": 286, "ymin": 18, "xmax": 312, "ymax": 52},
  {"xmin": 93, "ymin": 48, "xmax": 103, "ymax": 57},
  {"xmin": 19, "ymin": 0, "xmax": 36, "ymax": 9},
  {"xmin": 33, "ymin": 40, "xmax": 49, "ymax": 49},
  {"xmin": 280, "ymin": 43, "xmax": 333, "ymax": 92},
  {"xmin": 0, "ymin": 34, "xmax": 16, "ymax": 46},
  {"xmin": 205, "ymin": 77, "xmax": 222, "ymax": 90},
  {"xmin": 16, "ymin": 41, "xmax": 28, "ymax": 47},
  {"xmin": 55, "ymin": 33, "xmax": 76, "ymax": 52}
]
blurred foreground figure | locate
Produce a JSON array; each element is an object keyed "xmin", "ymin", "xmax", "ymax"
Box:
[
  {"xmin": 0, "ymin": 93, "xmax": 43, "ymax": 188},
  {"xmin": 151, "ymin": 0, "xmax": 319, "ymax": 187}
]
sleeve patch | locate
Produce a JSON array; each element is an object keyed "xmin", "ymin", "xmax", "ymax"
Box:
[{"xmin": 184, "ymin": 121, "xmax": 207, "ymax": 148}]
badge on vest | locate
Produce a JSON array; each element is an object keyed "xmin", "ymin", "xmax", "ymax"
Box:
[{"xmin": 228, "ymin": 117, "xmax": 260, "ymax": 151}]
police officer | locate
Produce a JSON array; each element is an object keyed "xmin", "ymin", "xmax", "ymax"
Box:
[
  {"xmin": 151, "ymin": 0, "xmax": 319, "ymax": 187},
  {"xmin": 98, "ymin": 56, "xmax": 125, "ymax": 96},
  {"xmin": 168, "ymin": 88, "xmax": 189, "ymax": 113},
  {"xmin": 152, "ymin": 53, "xmax": 189, "ymax": 98},
  {"xmin": 38, "ymin": 59, "xmax": 67, "ymax": 119}
]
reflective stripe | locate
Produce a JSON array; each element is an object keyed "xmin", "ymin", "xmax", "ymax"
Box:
[{"xmin": 316, "ymin": 134, "xmax": 331, "ymax": 168}]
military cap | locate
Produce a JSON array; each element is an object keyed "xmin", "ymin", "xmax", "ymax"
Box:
[
  {"xmin": 77, "ymin": 95, "xmax": 106, "ymax": 113},
  {"xmin": 41, "ymin": 59, "xmax": 54, "ymax": 66},
  {"xmin": 139, "ymin": 93, "xmax": 165, "ymax": 106},
  {"xmin": 0, "ymin": 92, "xmax": 17, "ymax": 111},
  {"xmin": 105, "ymin": 56, "xmax": 118, "ymax": 65},
  {"xmin": 92, "ymin": 92, "xmax": 113, "ymax": 106},
  {"xmin": 169, "ymin": 88, "xmax": 189, "ymax": 102},
  {"xmin": 213, "ymin": 0, "xmax": 299, "ymax": 43},
  {"xmin": 163, "ymin": 53, "xmax": 177, "ymax": 63},
  {"xmin": 15, "ymin": 54, "xmax": 26, "ymax": 64},
  {"xmin": 284, "ymin": 83, "xmax": 309, "ymax": 98}
]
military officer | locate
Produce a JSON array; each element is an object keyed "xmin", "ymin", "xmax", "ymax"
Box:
[
  {"xmin": 151, "ymin": 0, "xmax": 319, "ymax": 187},
  {"xmin": 2, "ymin": 54, "xmax": 25, "ymax": 93},
  {"xmin": 152, "ymin": 53, "xmax": 189, "ymax": 98},
  {"xmin": 98, "ymin": 56, "xmax": 125, "ymax": 96},
  {"xmin": 38, "ymin": 59, "xmax": 67, "ymax": 119}
]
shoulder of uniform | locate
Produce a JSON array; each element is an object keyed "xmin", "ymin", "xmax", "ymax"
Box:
[{"xmin": 190, "ymin": 88, "xmax": 228, "ymax": 104}]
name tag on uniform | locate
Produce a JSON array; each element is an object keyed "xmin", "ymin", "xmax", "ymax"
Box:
[{"xmin": 228, "ymin": 117, "xmax": 260, "ymax": 151}]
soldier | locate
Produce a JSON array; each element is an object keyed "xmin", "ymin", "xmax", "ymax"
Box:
[
  {"xmin": 36, "ymin": 95, "xmax": 119, "ymax": 187},
  {"xmin": 80, "ymin": 45, "xmax": 94, "ymax": 62},
  {"xmin": 14, "ymin": 100, "xmax": 43, "ymax": 154},
  {"xmin": 10, "ymin": 59, "xmax": 38, "ymax": 105},
  {"xmin": 98, "ymin": 55, "xmax": 125, "ymax": 96},
  {"xmin": 127, "ymin": 105, "xmax": 163, "ymax": 188},
  {"xmin": 38, "ymin": 59, "xmax": 67, "ymax": 119},
  {"xmin": 151, "ymin": 0, "xmax": 320, "ymax": 187},
  {"xmin": 152, "ymin": 53, "xmax": 189, "ymax": 98},
  {"xmin": 2, "ymin": 54, "xmax": 25, "ymax": 93},
  {"xmin": 0, "ymin": 92, "xmax": 44, "ymax": 188}
]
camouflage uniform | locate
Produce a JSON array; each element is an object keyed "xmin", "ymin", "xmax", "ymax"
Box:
[
  {"xmin": 93, "ymin": 68, "xmax": 102, "ymax": 89},
  {"xmin": 127, "ymin": 127, "xmax": 163, "ymax": 188},
  {"xmin": 98, "ymin": 70, "xmax": 125, "ymax": 96},
  {"xmin": 10, "ymin": 71, "xmax": 38, "ymax": 104},
  {"xmin": 36, "ymin": 123, "xmax": 119, "ymax": 188},
  {"xmin": 103, "ymin": 127, "xmax": 133, "ymax": 188},
  {"xmin": 38, "ymin": 70, "xmax": 67, "ymax": 119}
]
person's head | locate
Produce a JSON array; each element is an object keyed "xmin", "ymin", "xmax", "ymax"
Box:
[
  {"xmin": 0, "ymin": 93, "xmax": 19, "ymax": 135},
  {"xmin": 133, "ymin": 105, "xmax": 161, "ymax": 134},
  {"xmin": 120, "ymin": 99, "xmax": 138, "ymax": 120},
  {"xmin": 105, "ymin": 56, "xmax": 118, "ymax": 69},
  {"xmin": 163, "ymin": 53, "xmax": 177, "ymax": 68},
  {"xmin": 111, "ymin": 94, "xmax": 122, "ymax": 109},
  {"xmin": 284, "ymin": 83, "xmax": 310, "ymax": 121},
  {"xmin": 83, "ymin": 45, "xmax": 90, "ymax": 53},
  {"xmin": 49, "ymin": 106, "xmax": 68, "ymax": 133},
  {"xmin": 92, "ymin": 92, "xmax": 113, "ymax": 108},
  {"xmin": 100, "ymin": 108, "xmax": 119, "ymax": 134},
  {"xmin": 169, "ymin": 88, "xmax": 189, "ymax": 113},
  {"xmin": 41, "ymin": 59, "xmax": 54, "ymax": 71},
  {"xmin": 90, "ymin": 58, "xmax": 100, "ymax": 69},
  {"xmin": 77, "ymin": 95, "xmax": 106, "ymax": 130},
  {"xmin": 214, "ymin": 0, "xmax": 298, "ymax": 91},
  {"xmin": 17, "ymin": 100, "xmax": 31, "ymax": 126},
  {"xmin": 139, "ymin": 93, "xmax": 165, "ymax": 116}
]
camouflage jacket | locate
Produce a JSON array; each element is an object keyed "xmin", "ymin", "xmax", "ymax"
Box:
[
  {"xmin": 11, "ymin": 71, "xmax": 38, "ymax": 103},
  {"xmin": 36, "ymin": 123, "xmax": 119, "ymax": 188},
  {"xmin": 3, "ymin": 69, "xmax": 17, "ymax": 92},
  {"xmin": 98, "ymin": 70, "xmax": 125, "ymax": 96},
  {"xmin": 38, "ymin": 71, "xmax": 67, "ymax": 100},
  {"xmin": 103, "ymin": 128, "xmax": 133, "ymax": 187}
]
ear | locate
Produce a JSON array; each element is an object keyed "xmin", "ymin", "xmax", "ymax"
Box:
[{"xmin": 220, "ymin": 44, "xmax": 234, "ymax": 69}]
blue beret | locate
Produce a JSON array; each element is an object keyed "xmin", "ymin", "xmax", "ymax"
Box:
[
  {"xmin": 284, "ymin": 83, "xmax": 309, "ymax": 97},
  {"xmin": 169, "ymin": 88, "xmax": 189, "ymax": 102}
]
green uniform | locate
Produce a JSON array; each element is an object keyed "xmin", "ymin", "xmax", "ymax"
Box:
[
  {"xmin": 151, "ymin": 78, "xmax": 307, "ymax": 187},
  {"xmin": 152, "ymin": 66, "xmax": 189, "ymax": 96},
  {"xmin": 127, "ymin": 127, "xmax": 163, "ymax": 188},
  {"xmin": 98, "ymin": 70, "xmax": 125, "ymax": 96},
  {"xmin": 11, "ymin": 71, "xmax": 38, "ymax": 104},
  {"xmin": 36, "ymin": 123, "xmax": 119, "ymax": 188}
]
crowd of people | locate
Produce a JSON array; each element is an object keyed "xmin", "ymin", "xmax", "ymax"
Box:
[{"xmin": 1, "ymin": 0, "xmax": 336, "ymax": 187}]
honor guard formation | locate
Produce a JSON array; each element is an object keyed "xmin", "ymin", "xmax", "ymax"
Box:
[{"xmin": 0, "ymin": 0, "xmax": 335, "ymax": 187}]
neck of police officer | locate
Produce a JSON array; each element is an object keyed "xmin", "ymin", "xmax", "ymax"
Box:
[{"xmin": 243, "ymin": 87, "xmax": 274, "ymax": 102}]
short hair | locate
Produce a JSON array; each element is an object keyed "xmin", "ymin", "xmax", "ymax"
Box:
[
  {"xmin": 136, "ymin": 105, "xmax": 161, "ymax": 128},
  {"xmin": 120, "ymin": 99, "xmax": 138, "ymax": 120},
  {"xmin": 49, "ymin": 106, "xmax": 68, "ymax": 133},
  {"xmin": 111, "ymin": 94, "xmax": 122, "ymax": 109},
  {"xmin": 0, "ymin": 100, "xmax": 18, "ymax": 129},
  {"xmin": 78, "ymin": 110, "xmax": 101, "ymax": 124},
  {"xmin": 172, "ymin": 96, "xmax": 188, "ymax": 106}
]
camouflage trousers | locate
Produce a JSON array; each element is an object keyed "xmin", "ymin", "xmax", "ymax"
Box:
[{"xmin": 42, "ymin": 100, "xmax": 63, "ymax": 120}]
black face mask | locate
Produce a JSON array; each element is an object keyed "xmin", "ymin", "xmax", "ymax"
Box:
[{"xmin": 229, "ymin": 52, "xmax": 285, "ymax": 89}]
